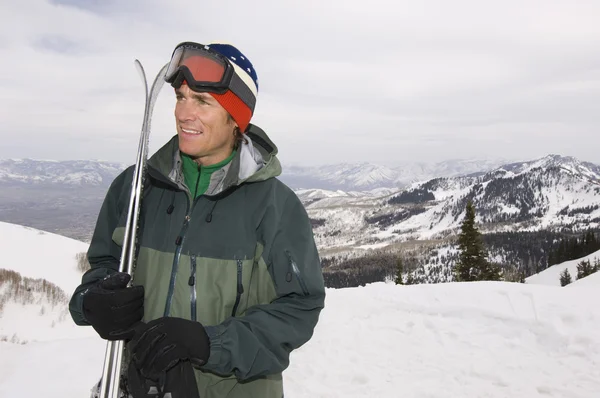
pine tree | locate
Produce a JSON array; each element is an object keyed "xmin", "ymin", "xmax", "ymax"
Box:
[
  {"xmin": 559, "ymin": 268, "xmax": 572, "ymax": 286},
  {"xmin": 454, "ymin": 200, "xmax": 500, "ymax": 282},
  {"xmin": 576, "ymin": 259, "xmax": 594, "ymax": 280},
  {"xmin": 394, "ymin": 257, "xmax": 404, "ymax": 285},
  {"xmin": 482, "ymin": 262, "xmax": 502, "ymax": 281}
]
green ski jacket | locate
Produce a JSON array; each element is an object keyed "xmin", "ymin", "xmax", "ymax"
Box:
[{"xmin": 69, "ymin": 124, "xmax": 326, "ymax": 398}]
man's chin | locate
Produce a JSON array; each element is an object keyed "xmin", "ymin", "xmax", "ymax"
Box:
[{"xmin": 178, "ymin": 140, "xmax": 202, "ymax": 158}]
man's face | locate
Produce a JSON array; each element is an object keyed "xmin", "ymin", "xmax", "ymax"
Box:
[{"xmin": 174, "ymin": 84, "xmax": 237, "ymax": 165}]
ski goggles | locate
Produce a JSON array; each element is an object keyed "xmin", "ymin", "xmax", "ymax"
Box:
[{"xmin": 164, "ymin": 42, "xmax": 256, "ymax": 111}]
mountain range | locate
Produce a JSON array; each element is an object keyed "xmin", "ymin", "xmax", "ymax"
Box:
[
  {"xmin": 0, "ymin": 154, "xmax": 598, "ymax": 248},
  {"xmin": 305, "ymin": 154, "xmax": 600, "ymax": 266},
  {"xmin": 0, "ymin": 159, "xmax": 124, "ymax": 187},
  {"xmin": 284, "ymin": 158, "xmax": 512, "ymax": 190},
  {"xmin": 0, "ymin": 157, "xmax": 512, "ymax": 191}
]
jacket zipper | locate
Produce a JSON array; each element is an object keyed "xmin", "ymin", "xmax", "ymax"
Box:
[
  {"xmin": 163, "ymin": 204, "xmax": 191, "ymax": 317},
  {"xmin": 231, "ymin": 259, "xmax": 244, "ymax": 317},
  {"xmin": 164, "ymin": 172, "xmax": 201, "ymax": 317},
  {"xmin": 286, "ymin": 251, "xmax": 309, "ymax": 296},
  {"xmin": 189, "ymin": 254, "xmax": 197, "ymax": 321}
]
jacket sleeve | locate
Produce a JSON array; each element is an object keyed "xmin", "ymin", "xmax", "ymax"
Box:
[
  {"xmin": 201, "ymin": 189, "xmax": 326, "ymax": 380},
  {"xmin": 68, "ymin": 167, "xmax": 134, "ymax": 325}
]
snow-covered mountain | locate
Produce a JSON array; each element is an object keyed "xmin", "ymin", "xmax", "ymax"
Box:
[
  {"xmin": 283, "ymin": 163, "xmax": 403, "ymax": 191},
  {"xmin": 1, "ymin": 154, "xmax": 598, "ymax": 249},
  {"xmin": 1, "ymin": 155, "xmax": 595, "ymax": 192},
  {"xmin": 282, "ymin": 158, "xmax": 510, "ymax": 191},
  {"xmin": 0, "ymin": 157, "xmax": 504, "ymax": 191},
  {"xmin": 497, "ymin": 154, "xmax": 600, "ymax": 180},
  {"xmin": 309, "ymin": 155, "xmax": 600, "ymax": 257},
  {"xmin": 294, "ymin": 187, "xmax": 396, "ymax": 205},
  {"xmin": 0, "ymin": 159, "xmax": 125, "ymax": 186}
]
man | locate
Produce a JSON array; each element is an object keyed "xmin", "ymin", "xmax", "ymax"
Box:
[{"xmin": 69, "ymin": 41, "xmax": 326, "ymax": 398}]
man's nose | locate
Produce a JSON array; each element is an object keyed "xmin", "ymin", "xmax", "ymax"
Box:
[{"xmin": 177, "ymin": 101, "xmax": 196, "ymax": 122}]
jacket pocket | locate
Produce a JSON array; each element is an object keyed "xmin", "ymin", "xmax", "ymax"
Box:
[
  {"xmin": 231, "ymin": 259, "xmax": 244, "ymax": 317},
  {"xmin": 285, "ymin": 251, "xmax": 309, "ymax": 296}
]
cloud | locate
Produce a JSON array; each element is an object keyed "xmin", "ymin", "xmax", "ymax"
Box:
[
  {"xmin": 0, "ymin": 0, "xmax": 599, "ymax": 167},
  {"xmin": 47, "ymin": 0, "xmax": 145, "ymax": 16},
  {"xmin": 33, "ymin": 35, "xmax": 87, "ymax": 54}
]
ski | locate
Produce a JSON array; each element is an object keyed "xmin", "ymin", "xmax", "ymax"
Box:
[{"xmin": 92, "ymin": 60, "xmax": 169, "ymax": 398}]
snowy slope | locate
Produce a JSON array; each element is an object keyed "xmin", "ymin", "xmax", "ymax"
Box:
[
  {"xmin": 0, "ymin": 287, "xmax": 97, "ymax": 343},
  {"xmin": 569, "ymin": 270, "xmax": 600, "ymax": 287},
  {"xmin": 0, "ymin": 221, "xmax": 89, "ymax": 292},
  {"xmin": 1, "ymin": 280, "xmax": 599, "ymax": 397},
  {"xmin": 525, "ymin": 249, "xmax": 600, "ymax": 287},
  {"xmin": 0, "ymin": 222, "xmax": 92, "ymax": 343}
]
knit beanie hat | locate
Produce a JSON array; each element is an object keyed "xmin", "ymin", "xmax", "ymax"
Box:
[{"xmin": 199, "ymin": 43, "xmax": 258, "ymax": 133}]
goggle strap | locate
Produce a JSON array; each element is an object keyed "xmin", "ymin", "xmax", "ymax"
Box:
[{"xmin": 229, "ymin": 73, "xmax": 256, "ymax": 112}]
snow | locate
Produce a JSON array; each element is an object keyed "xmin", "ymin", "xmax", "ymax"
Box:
[
  {"xmin": 1, "ymin": 281, "xmax": 600, "ymax": 396},
  {"xmin": 568, "ymin": 270, "xmax": 600, "ymax": 288},
  {"xmin": 0, "ymin": 337, "xmax": 103, "ymax": 397},
  {"xmin": 0, "ymin": 222, "xmax": 94, "ymax": 343},
  {"xmin": 0, "ymin": 295, "xmax": 96, "ymax": 343},
  {"xmin": 2, "ymin": 222, "xmax": 600, "ymax": 397},
  {"xmin": 525, "ymin": 249, "xmax": 600, "ymax": 287},
  {"xmin": 355, "ymin": 241, "xmax": 392, "ymax": 250},
  {"xmin": 0, "ymin": 221, "xmax": 89, "ymax": 293}
]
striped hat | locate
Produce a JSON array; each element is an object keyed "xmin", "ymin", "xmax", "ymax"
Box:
[{"xmin": 204, "ymin": 43, "xmax": 258, "ymax": 133}]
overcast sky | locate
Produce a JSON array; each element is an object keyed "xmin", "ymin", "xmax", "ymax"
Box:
[{"xmin": 0, "ymin": 0, "xmax": 599, "ymax": 167}]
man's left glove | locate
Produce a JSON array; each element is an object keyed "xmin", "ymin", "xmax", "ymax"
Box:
[{"xmin": 129, "ymin": 317, "xmax": 211, "ymax": 381}]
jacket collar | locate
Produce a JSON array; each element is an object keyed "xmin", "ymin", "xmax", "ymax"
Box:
[{"xmin": 147, "ymin": 124, "xmax": 282, "ymax": 196}]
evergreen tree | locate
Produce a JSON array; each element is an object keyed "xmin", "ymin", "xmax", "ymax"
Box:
[
  {"xmin": 394, "ymin": 257, "xmax": 404, "ymax": 285},
  {"xmin": 405, "ymin": 273, "xmax": 416, "ymax": 285},
  {"xmin": 454, "ymin": 200, "xmax": 501, "ymax": 282},
  {"xmin": 481, "ymin": 262, "xmax": 503, "ymax": 281},
  {"xmin": 576, "ymin": 259, "xmax": 594, "ymax": 280},
  {"xmin": 559, "ymin": 268, "xmax": 572, "ymax": 286}
]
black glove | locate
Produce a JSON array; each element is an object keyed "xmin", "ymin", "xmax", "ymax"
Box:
[
  {"xmin": 129, "ymin": 317, "xmax": 211, "ymax": 381},
  {"xmin": 82, "ymin": 272, "xmax": 144, "ymax": 341}
]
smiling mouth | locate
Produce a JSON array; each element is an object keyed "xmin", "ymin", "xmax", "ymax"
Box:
[{"xmin": 181, "ymin": 127, "xmax": 203, "ymax": 135}]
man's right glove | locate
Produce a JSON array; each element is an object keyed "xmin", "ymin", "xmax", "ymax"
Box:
[{"xmin": 82, "ymin": 272, "xmax": 144, "ymax": 341}]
